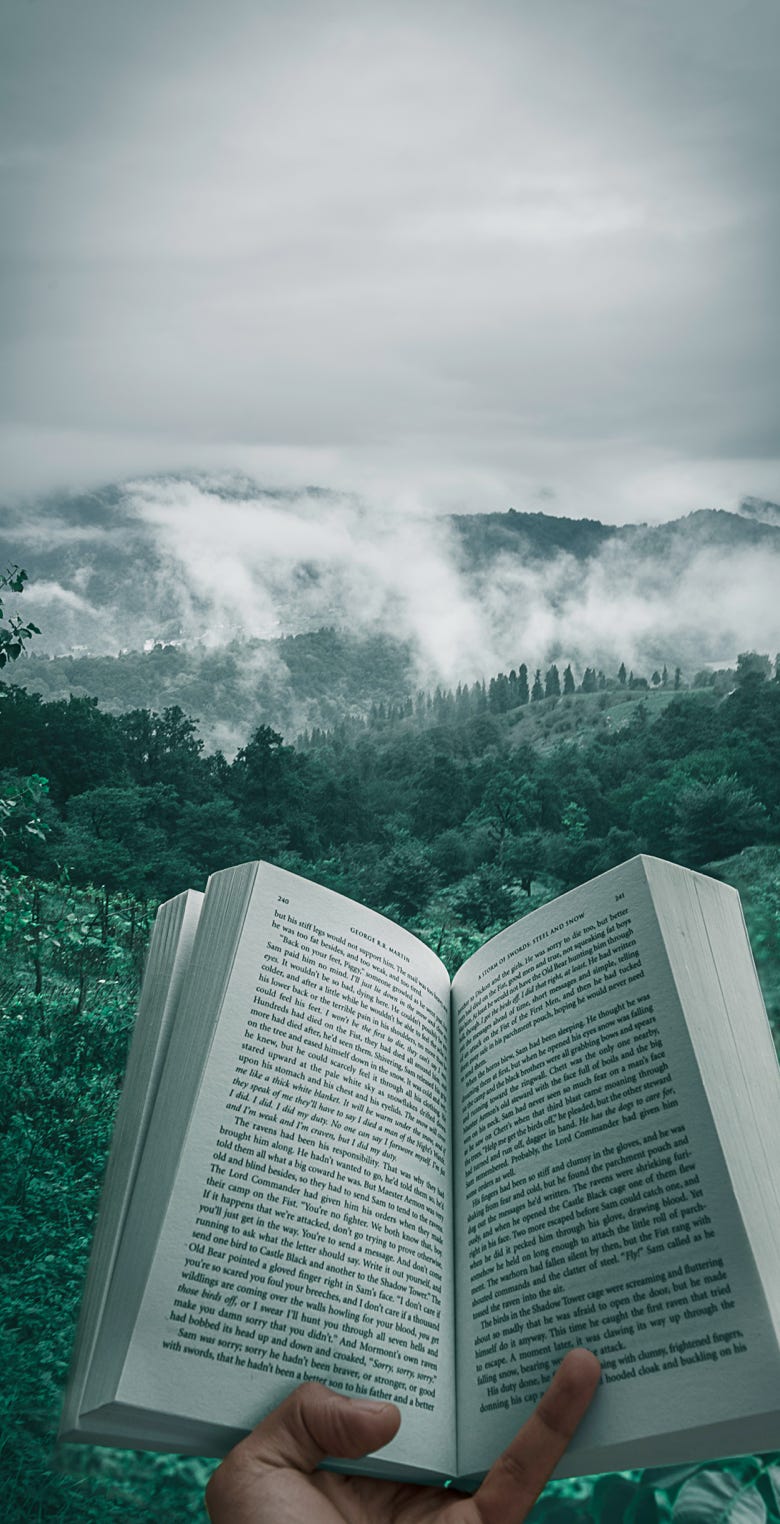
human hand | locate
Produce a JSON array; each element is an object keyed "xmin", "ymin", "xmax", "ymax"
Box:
[{"xmin": 204, "ymin": 1347, "xmax": 601, "ymax": 1522}]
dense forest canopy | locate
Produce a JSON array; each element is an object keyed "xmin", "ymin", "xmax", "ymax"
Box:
[{"xmin": 1, "ymin": 654, "xmax": 778, "ymax": 960}]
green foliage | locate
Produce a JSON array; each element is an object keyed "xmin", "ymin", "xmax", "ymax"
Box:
[
  {"xmin": 562, "ymin": 801, "xmax": 590, "ymax": 843},
  {"xmin": 2, "ymin": 652, "xmax": 780, "ymax": 1517},
  {"xmin": 0, "ymin": 565, "xmax": 40, "ymax": 668},
  {"xmin": 0, "ymin": 877, "xmax": 219, "ymax": 1519},
  {"xmin": 736, "ymin": 653, "xmax": 773, "ymax": 687},
  {"xmin": 449, "ymin": 862, "xmax": 516, "ymax": 932},
  {"xmin": 21, "ymin": 627, "xmax": 417, "ymax": 745},
  {"xmin": 373, "ymin": 829, "xmax": 440, "ymax": 918},
  {"xmin": 0, "ymin": 771, "xmax": 51, "ymax": 858},
  {"xmin": 527, "ymin": 1456, "xmax": 780, "ymax": 1524},
  {"xmin": 672, "ymin": 776, "xmax": 767, "ymax": 867},
  {"xmin": 546, "ymin": 664, "xmax": 562, "ymax": 698},
  {"xmin": 708, "ymin": 846, "xmax": 780, "ymax": 1035}
]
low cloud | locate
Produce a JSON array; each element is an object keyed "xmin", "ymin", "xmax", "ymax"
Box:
[
  {"xmin": 14, "ymin": 476, "xmax": 777, "ymax": 691},
  {"xmin": 19, "ymin": 579, "xmax": 96, "ymax": 614},
  {"xmin": 470, "ymin": 537, "xmax": 780, "ymax": 681}
]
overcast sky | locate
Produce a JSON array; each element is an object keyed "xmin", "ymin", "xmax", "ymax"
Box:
[{"xmin": 2, "ymin": 0, "xmax": 779, "ymax": 520}]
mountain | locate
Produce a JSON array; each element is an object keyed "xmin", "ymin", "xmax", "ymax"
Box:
[
  {"xmin": 2, "ymin": 476, "xmax": 779, "ymax": 743},
  {"xmin": 736, "ymin": 495, "xmax": 780, "ymax": 528},
  {"xmin": 449, "ymin": 508, "xmax": 616, "ymax": 569}
]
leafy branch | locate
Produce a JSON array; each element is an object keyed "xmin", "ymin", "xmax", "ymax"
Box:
[{"xmin": 0, "ymin": 565, "xmax": 40, "ymax": 668}]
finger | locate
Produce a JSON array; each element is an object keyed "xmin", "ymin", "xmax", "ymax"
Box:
[
  {"xmin": 472, "ymin": 1348, "xmax": 601, "ymax": 1524},
  {"xmin": 225, "ymin": 1382, "xmax": 401, "ymax": 1475}
]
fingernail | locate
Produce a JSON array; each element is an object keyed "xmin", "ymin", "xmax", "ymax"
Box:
[{"xmin": 350, "ymin": 1399, "xmax": 394, "ymax": 1413}]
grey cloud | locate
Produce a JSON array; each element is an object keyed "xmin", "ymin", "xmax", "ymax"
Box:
[{"xmin": 0, "ymin": 0, "xmax": 779, "ymax": 515}]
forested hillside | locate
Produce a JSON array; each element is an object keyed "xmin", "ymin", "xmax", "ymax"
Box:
[
  {"xmin": 6, "ymin": 485, "xmax": 780, "ymax": 744},
  {"xmin": 19, "ymin": 628, "xmax": 418, "ymax": 748},
  {"xmin": 2, "ymin": 662, "xmax": 779, "ymax": 942}
]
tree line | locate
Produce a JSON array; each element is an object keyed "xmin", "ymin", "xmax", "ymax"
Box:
[
  {"xmin": 301, "ymin": 652, "xmax": 775, "ymax": 746},
  {"xmin": 1, "ymin": 654, "xmax": 778, "ymax": 937}
]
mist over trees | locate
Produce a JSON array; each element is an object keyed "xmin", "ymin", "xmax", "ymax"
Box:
[{"xmin": 8, "ymin": 493, "xmax": 780, "ymax": 753}]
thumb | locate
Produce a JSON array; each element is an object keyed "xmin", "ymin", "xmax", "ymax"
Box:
[{"xmin": 235, "ymin": 1381, "xmax": 402, "ymax": 1473}]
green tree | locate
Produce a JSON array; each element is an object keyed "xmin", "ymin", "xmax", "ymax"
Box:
[
  {"xmin": 563, "ymin": 665, "xmax": 575, "ymax": 695},
  {"xmin": 736, "ymin": 651, "xmax": 772, "ymax": 686},
  {"xmin": 561, "ymin": 801, "xmax": 589, "ymax": 842},
  {"xmin": 0, "ymin": 774, "xmax": 52, "ymax": 869},
  {"xmin": 411, "ymin": 754, "xmax": 467, "ymax": 838},
  {"xmin": 229, "ymin": 724, "xmax": 314, "ymax": 852},
  {"xmin": 545, "ymin": 664, "xmax": 561, "ymax": 698},
  {"xmin": 480, "ymin": 768, "xmax": 541, "ymax": 863},
  {"xmin": 117, "ymin": 706, "xmax": 206, "ymax": 797},
  {"xmin": 450, "ymin": 862, "xmax": 514, "ymax": 932},
  {"xmin": 488, "ymin": 673, "xmax": 511, "ymax": 713},
  {"xmin": 0, "ymin": 566, "xmax": 40, "ymax": 668},
  {"xmin": 503, "ymin": 828, "xmax": 546, "ymax": 893},
  {"xmin": 62, "ymin": 784, "xmax": 189, "ymax": 900},
  {"xmin": 430, "ymin": 828, "xmax": 471, "ymax": 884},
  {"xmin": 374, "ymin": 830, "xmax": 438, "ymax": 917},
  {"xmin": 672, "ymin": 775, "xmax": 768, "ymax": 866},
  {"xmin": 531, "ymin": 668, "xmax": 544, "ymax": 702},
  {"xmin": 2, "ymin": 691, "xmax": 128, "ymax": 806},
  {"xmin": 175, "ymin": 798, "xmax": 253, "ymax": 880}
]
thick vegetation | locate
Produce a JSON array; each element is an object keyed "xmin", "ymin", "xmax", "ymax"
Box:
[{"xmin": 1, "ymin": 654, "xmax": 779, "ymax": 1519}]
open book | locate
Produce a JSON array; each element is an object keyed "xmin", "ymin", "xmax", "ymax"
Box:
[{"xmin": 60, "ymin": 855, "xmax": 780, "ymax": 1488}]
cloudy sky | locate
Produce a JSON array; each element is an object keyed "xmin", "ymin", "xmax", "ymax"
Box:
[{"xmin": 2, "ymin": 0, "xmax": 779, "ymax": 520}]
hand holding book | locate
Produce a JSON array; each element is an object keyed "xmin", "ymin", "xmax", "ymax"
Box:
[
  {"xmin": 60, "ymin": 854, "xmax": 780, "ymax": 1484},
  {"xmin": 204, "ymin": 1351, "xmax": 602, "ymax": 1522}
]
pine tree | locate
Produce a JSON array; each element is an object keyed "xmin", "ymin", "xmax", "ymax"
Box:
[
  {"xmin": 618, "ymin": 662, "xmax": 627, "ymax": 686},
  {"xmin": 563, "ymin": 665, "xmax": 575, "ymax": 695},
  {"xmin": 517, "ymin": 663, "xmax": 529, "ymax": 705},
  {"xmin": 545, "ymin": 664, "xmax": 561, "ymax": 698},
  {"xmin": 489, "ymin": 674, "xmax": 510, "ymax": 712},
  {"xmin": 531, "ymin": 668, "xmax": 544, "ymax": 701}
]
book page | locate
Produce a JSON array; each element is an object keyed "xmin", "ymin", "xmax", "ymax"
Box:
[
  {"xmin": 452, "ymin": 858, "xmax": 780, "ymax": 1478},
  {"xmin": 114, "ymin": 866, "xmax": 456, "ymax": 1477},
  {"xmin": 61, "ymin": 889, "xmax": 204, "ymax": 1437}
]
